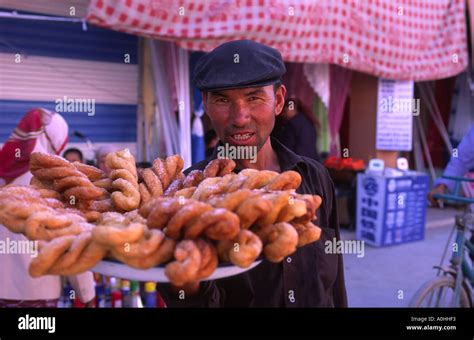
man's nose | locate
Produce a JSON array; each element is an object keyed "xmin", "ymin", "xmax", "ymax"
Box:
[{"xmin": 230, "ymin": 101, "xmax": 251, "ymax": 127}]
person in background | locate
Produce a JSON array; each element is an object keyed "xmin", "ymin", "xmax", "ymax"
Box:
[
  {"xmin": 428, "ymin": 123, "xmax": 474, "ymax": 204},
  {"xmin": 96, "ymin": 146, "xmax": 121, "ymax": 175},
  {"xmin": 271, "ymin": 97, "xmax": 320, "ymax": 162},
  {"xmin": 0, "ymin": 108, "xmax": 95, "ymax": 307},
  {"xmin": 204, "ymin": 129, "xmax": 219, "ymax": 158},
  {"xmin": 428, "ymin": 123, "xmax": 474, "ymax": 262},
  {"xmin": 63, "ymin": 148, "xmax": 84, "ymax": 163}
]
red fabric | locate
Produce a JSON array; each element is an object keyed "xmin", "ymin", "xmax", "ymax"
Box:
[
  {"xmin": 329, "ymin": 65, "xmax": 352, "ymax": 155},
  {"xmin": 87, "ymin": 0, "xmax": 468, "ymax": 81},
  {"xmin": 0, "ymin": 109, "xmax": 43, "ymax": 184},
  {"xmin": 0, "ymin": 298, "xmax": 58, "ymax": 308},
  {"xmin": 282, "ymin": 62, "xmax": 316, "ymax": 125},
  {"xmin": 324, "ymin": 156, "xmax": 365, "ymax": 171}
]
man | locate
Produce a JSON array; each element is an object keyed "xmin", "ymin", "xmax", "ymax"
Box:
[
  {"xmin": 428, "ymin": 123, "xmax": 474, "ymax": 203},
  {"xmin": 161, "ymin": 40, "xmax": 347, "ymax": 307},
  {"xmin": 428, "ymin": 123, "xmax": 474, "ymax": 262},
  {"xmin": 63, "ymin": 148, "xmax": 84, "ymax": 163},
  {"xmin": 96, "ymin": 146, "xmax": 120, "ymax": 175}
]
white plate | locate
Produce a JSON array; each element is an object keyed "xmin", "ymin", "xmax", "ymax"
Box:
[{"xmin": 91, "ymin": 260, "xmax": 262, "ymax": 282}]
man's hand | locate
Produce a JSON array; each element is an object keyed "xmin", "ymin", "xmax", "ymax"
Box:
[{"xmin": 428, "ymin": 184, "xmax": 447, "ymax": 206}]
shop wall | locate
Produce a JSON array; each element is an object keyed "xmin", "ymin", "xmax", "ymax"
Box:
[
  {"xmin": 348, "ymin": 71, "xmax": 399, "ymax": 168},
  {"xmin": 0, "ymin": 11, "xmax": 139, "ymax": 157},
  {"xmin": 348, "ymin": 72, "xmax": 377, "ymax": 162}
]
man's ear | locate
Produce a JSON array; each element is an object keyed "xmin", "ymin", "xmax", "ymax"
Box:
[{"xmin": 275, "ymin": 84, "xmax": 287, "ymax": 116}]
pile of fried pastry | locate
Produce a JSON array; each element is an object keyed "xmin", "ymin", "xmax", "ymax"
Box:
[{"xmin": 0, "ymin": 149, "xmax": 322, "ymax": 286}]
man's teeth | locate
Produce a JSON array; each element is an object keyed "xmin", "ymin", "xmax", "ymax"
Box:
[{"xmin": 233, "ymin": 133, "xmax": 252, "ymax": 141}]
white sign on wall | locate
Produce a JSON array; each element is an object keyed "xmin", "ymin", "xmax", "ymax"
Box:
[{"xmin": 376, "ymin": 79, "xmax": 416, "ymax": 151}]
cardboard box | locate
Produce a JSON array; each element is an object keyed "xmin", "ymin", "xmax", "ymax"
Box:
[
  {"xmin": 356, "ymin": 171, "xmax": 429, "ymax": 247},
  {"xmin": 336, "ymin": 195, "xmax": 351, "ymax": 227}
]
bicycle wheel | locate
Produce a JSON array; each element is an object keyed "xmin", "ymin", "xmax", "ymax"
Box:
[{"xmin": 409, "ymin": 275, "xmax": 471, "ymax": 307}]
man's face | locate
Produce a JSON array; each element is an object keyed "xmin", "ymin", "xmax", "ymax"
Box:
[
  {"xmin": 203, "ymin": 84, "xmax": 286, "ymax": 151},
  {"xmin": 64, "ymin": 152, "xmax": 82, "ymax": 163},
  {"xmin": 98, "ymin": 155, "xmax": 110, "ymax": 175}
]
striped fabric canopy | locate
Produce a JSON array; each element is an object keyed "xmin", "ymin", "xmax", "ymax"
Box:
[{"xmin": 87, "ymin": 0, "xmax": 469, "ymax": 81}]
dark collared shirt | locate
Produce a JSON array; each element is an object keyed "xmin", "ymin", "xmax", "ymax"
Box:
[{"xmin": 160, "ymin": 138, "xmax": 347, "ymax": 307}]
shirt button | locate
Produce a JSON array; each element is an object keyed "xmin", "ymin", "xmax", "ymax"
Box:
[{"xmin": 286, "ymin": 257, "xmax": 292, "ymax": 263}]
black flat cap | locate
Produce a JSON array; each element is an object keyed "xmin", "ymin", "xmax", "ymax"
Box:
[{"xmin": 193, "ymin": 40, "xmax": 286, "ymax": 92}]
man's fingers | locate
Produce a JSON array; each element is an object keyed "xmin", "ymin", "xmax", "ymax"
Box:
[
  {"xmin": 428, "ymin": 186, "xmax": 446, "ymax": 207},
  {"xmin": 428, "ymin": 191, "xmax": 438, "ymax": 205}
]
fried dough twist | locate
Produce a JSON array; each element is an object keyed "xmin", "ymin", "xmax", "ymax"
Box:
[
  {"xmin": 0, "ymin": 185, "xmax": 85, "ymax": 236},
  {"xmin": 91, "ymin": 211, "xmax": 175, "ymax": 269},
  {"xmin": 29, "ymin": 232, "xmax": 107, "ymax": 277},
  {"xmin": 139, "ymin": 197, "xmax": 240, "ymax": 241},
  {"xmin": 164, "ymin": 239, "xmax": 219, "ymax": 286},
  {"xmin": 30, "ymin": 152, "xmax": 106, "ymax": 203},
  {"xmin": 138, "ymin": 155, "xmax": 185, "ymax": 203},
  {"xmin": 106, "ymin": 149, "xmax": 140, "ymax": 212}
]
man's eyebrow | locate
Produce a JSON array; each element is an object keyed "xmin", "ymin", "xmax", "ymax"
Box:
[
  {"xmin": 244, "ymin": 88, "xmax": 267, "ymax": 96},
  {"xmin": 208, "ymin": 91, "xmax": 228, "ymax": 98}
]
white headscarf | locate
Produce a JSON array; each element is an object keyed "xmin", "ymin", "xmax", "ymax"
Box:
[{"xmin": 35, "ymin": 109, "xmax": 69, "ymax": 156}]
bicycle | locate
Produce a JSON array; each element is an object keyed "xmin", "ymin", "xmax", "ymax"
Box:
[{"xmin": 409, "ymin": 175, "xmax": 474, "ymax": 307}]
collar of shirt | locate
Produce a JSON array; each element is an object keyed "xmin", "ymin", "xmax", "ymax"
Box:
[{"xmin": 208, "ymin": 137, "xmax": 308, "ymax": 172}]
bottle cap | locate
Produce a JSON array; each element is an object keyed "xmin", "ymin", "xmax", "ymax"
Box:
[
  {"xmin": 145, "ymin": 282, "xmax": 156, "ymax": 293},
  {"xmin": 121, "ymin": 280, "xmax": 130, "ymax": 290},
  {"xmin": 130, "ymin": 280, "xmax": 139, "ymax": 292}
]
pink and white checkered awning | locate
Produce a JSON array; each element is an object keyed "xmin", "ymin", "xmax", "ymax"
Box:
[{"xmin": 87, "ymin": 0, "xmax": 469, "ymax": 81}]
